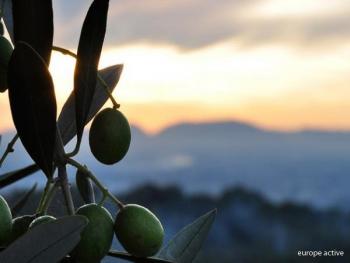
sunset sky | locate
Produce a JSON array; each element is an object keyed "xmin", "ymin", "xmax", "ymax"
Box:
[{"xmin": 1, "ymin": 0, "xmax": 350, "ymax": 134}]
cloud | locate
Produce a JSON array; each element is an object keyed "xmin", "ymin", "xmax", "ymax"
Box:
[{"xmin": 52, "ymin": 0, "xmax": 350, "ymax": 50}]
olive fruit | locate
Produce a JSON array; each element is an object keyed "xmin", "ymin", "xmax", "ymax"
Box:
[
  {"xmin": 0, "ymin": 36, "xmax": 13, "ymax": 93},
  {"xmin": 114, "ymin": 204, "xmax": 164, "ymax": 257},
  {"xmin": 10, "ymin": 215, "xmax": 35, "ymax": 242},
  {"xmin": 76, "ymin": 169, "xmax": 95, "ymax": 204},
  {"xmin": 89, "ymin": 108, "xmax": 131, "ymax": 165},
  {"xmin": 0, "ymin": 196, "xmax": 12, "ymax": 245},
  {"xmin": 71, "ymin": 204, "xmax": 114, "ymax": 263},
  {"xmin": 29, "ymin": 215, "xmax": 56, "ymax": 229}
]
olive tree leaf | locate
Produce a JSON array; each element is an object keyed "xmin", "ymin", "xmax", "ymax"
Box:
[
  {"xmin": 0, "ymin": 164, "xmax": 38, "ymax": 188},
  {"xmin": 0, "ymin": 216, "xmax": 88, "ymax": 263},
  {"xmin": 12, "ymin": 0, "xmax": 53, "ymax": 64},
  {"xmin": 58, "ymin": 64, "xmax": 123, "ymax": 145},
  {"xmin": 10, "ymin": 183, "xmax": 37, "ymax": 216},
  {"xmin": 1, "ymin": 0, "xmax": 14, "ymax": 43},
  {"xmin": 108, "ymin": 250, "xmax": 174, "ymax": 263},
  {"xmin": 8, "ymin": 42, "xmax": 57, "ymax": 178},
  {"xmin": 76, "ymin": 168, "xmax": 95, "ymax": 204},
  {"xmin": 158, "ymin": 209, "xmax": 217, "ymax": 263},
  {"xmin": 74, "ymin": 0, "xmax": 109, "ymax": 146},
  {"xmin": 1, "ymin": 65, "xmax": 122, "ymax": 188}
]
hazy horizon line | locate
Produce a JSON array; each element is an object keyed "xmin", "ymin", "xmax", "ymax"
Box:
[{"xmin": 2, "ymin": 119, "xmax": 350, "ymax": 137}]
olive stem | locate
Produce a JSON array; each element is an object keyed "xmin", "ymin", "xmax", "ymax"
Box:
[
  {"xmin": 0, "ymin": 134, "xmax": 19, "ymax": 168},
  {"xmin": 66, "ymin": 157, "xmax": 125, "ymax": 210},
  {"xmin": 97, "ymin": 74, "xmax": 120, "ymax": 109},
  {"xmin": 36, "ymin": 179, "xmax": 54, "ymax": 215},
  {"xmin": 40, "ymin": 181, "xmax": 59, "ymax": 214},
  {"xmin": 65, "ymin": 144, "xmax": 80, "ymax": 159},
  {"xmin": 98, "ymin": 194, "xmax": 108, "ymax": 206},
  {"xmin": 52, "ymin": 46, "xmax": 77, "ymax": 58},
  {"xmin": 52, "ymin": 45, "xmax": 120, "ymax": 109},
  {"xmin": 58, "ymin": 165, "xmax": 75, "ymax": 215}
]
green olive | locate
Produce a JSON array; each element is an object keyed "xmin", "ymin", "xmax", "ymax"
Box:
[
  {"xmin": 10, "ymin": 215, "xmax": 35, "ymax": 243},
  {"xmin": 0, "ymin": 195, "xmax": 12, "ymax": 246},
  {"xmin": 0, "ymin": 36, "xmax": 13, "ymax": 93},
  {"xmin": 89, "ymin": 108, "xmax": 131, "ymax": 165},
  {"xmin": 114, "ymin": 204, "xmax": 164, "ymax": 257},
  {"xmin": 29, "ymin": 215, "xmax": 56, "ymax": 229},
  {"xmin": 71, "ymin": 204, "xmax": 114, "ymax": 263}
]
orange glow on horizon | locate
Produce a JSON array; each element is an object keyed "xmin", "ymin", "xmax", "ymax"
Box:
[
  {"xmin": 0, "ymin": 39, "xmax": 350, "ymax": 135},
  {"xmin": 3, "ymin": 97, "xmax": 350, "ymax": 135}
]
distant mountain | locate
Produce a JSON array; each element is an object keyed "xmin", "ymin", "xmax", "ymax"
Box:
[
  {"xmin": 2, "ymin": 121, "xmax": 350, "ymax": 211},
  {"xmin": 158, "ymin": 121, "xmax": 262, "ymax": 138},
  {"xmin": 130, "ymin": 125, "xmax": 149, "ymax": 139}
]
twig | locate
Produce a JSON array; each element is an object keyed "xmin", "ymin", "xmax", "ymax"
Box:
[
  {"xmin": 52, "ymin": 45, "xmax": 120, "ymax": 109},
  {"xmin": 52, "ymin": 46, "xmax": 77, "ymax": 58},
  {"xmin": 58, "ymin": 165, "xmax": 75, "ymax": 215},
  {"xmin": 36, "ymin": 179, "xmax": 54, "ymax": 214},
  {"xmin": 66, "ymin": 157, "xmax": 124, "ymax": 210},
  {"xmin": 97, "ymin": 74, "xmax": 120, "ymax": 109},
  {"xmin": 0, "ymin": 134, "xmax": 19, "ymax": 167},
  {"xmin": 41, "ymin": 180, "xmax": 59, "ymax": 214}
]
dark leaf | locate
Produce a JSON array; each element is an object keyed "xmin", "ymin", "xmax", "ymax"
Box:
[
  {"xmin": 108, "ymin": 250, "xmax": 174, "ymax": 263},
  {"xmin": 0, "ymin": 216, "xmax": 88, "ymax": 263},
  {"xmin": 74, "ymin": 0, "xmax": 109, "ymax": 145},
  {"xmin": 0, "ymin": 4, "xmax": 119, "ymax": 189},
  {"xmin": 55, "ymin": 126, "xmax": 67, "ymax": 164},
  {"xmin": 0, "ymin": 164, "xmax": 39, "ymax": 188},
  {"xmin": 60, "ymin": 256, "xmax": 76, "ymax": 263},
  {"xmin": 8, "ymin": 42, "xmax": 57, "ymax": 178},
  {"xmin": 76, "ymin": 168, "xmax": 95, "ymax": 204},
  {"xmin": 12, "ymin": 0, "xmax": 53, "ymax": 63},
  {"xmin": 158, "ymin": 209, "xmax": 217, "ymax": 263},
  {"xmin": 59, "ymin": 64, "xmax": 123, "ymax": 145},
  {"xmin": 0, "ymin": 71, "xmax": 119, "ymax": 187},
  {"xmin": 1, "ymin": 0, "xmax": 14, "ymax": 43},
  {"xmin": 11, "ymin": 183, "xmax": 37, "ymax": 216}
]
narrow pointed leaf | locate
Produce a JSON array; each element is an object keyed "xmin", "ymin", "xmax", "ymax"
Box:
[
  {"xmin": 0, "ymin": 216, "xmax": 88, "ymax": 263},
  {"xmin": 11, "ymin": 183, "xmax": 37, "ymax": 216},
  {"xmin": 74, "ymin": 0, "xmax": 109, "ymax": 145},
  {"xmin": 0, "ymin": 66, "xmax": 121, "ymax": 187},
  {"xmin": 59, "ymin": 64, "xmax": 122, "ymax": 145},
  {"xmin": 158, "ymin": 209, "xmax": 217, "ymax": 263},
  {"xmin": 12, "ymin": 0, "xmax": 53, "ymax": 64},
  {"xmin": 1, "ymin": 0, "xmax": 14, "ymax": 43},
  {"xmin": 108, "ymin": 250, "xmax": 174, "ymax": 263},
  {"xmin": 8, "ymin": 42, "xmax": 57, "ymax": 178},
  {"xmin": 0, "ymin": 164, "xmax": 39, "ymax": 188}
]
